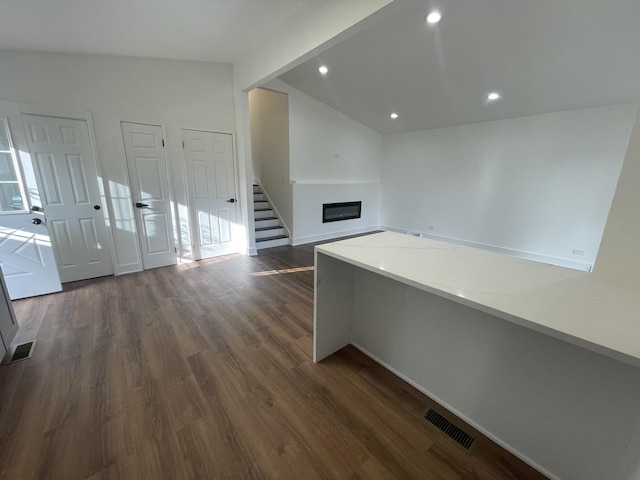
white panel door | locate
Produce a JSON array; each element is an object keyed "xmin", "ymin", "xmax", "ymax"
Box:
[
  {"xmin": 183, "ymin": 130, "xmax": 238, "ymax": 259},
  {"xmin": 121, "ymin": 122, "xmax": 176, "ymax": 270},
  {"xmin": 22, "ymin": 114, "xmax": 113, "ymax": 283},
  {"xmin": 0, "ymin": 112, "xmax": 62, "ymax": 300}
]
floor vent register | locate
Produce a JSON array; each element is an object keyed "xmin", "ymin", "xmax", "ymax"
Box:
[
  {"xmin": 6, "ymin": 341, "xmax": 36, "ymax": 364},
  {"xmin": 424, "ymin": 408, "xmax": 475, "ymax": 451}
]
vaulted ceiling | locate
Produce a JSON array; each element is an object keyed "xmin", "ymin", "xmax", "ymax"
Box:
[
  {"xmin": 278, "ymin": 0, "xmax": 640, "ymax": 134},
  {"xmin": 2, "ymin": 0, "xmax": 639, "ymax": 135}
]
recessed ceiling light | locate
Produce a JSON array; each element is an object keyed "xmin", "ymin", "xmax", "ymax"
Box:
[
  {"xmin": 425, "ymin": 11, "xmax": 442, "ymax": 24},
  {"xmin": 318, "ymin": 65, "xmax": 328, "ymax": 75},
  {"xmin": 390, "ymin": 113, "xmax": 399, "ymax": 119},
  {"xmin": 487, "ymin": 92, "xmax": 501, "ymax": 101}
]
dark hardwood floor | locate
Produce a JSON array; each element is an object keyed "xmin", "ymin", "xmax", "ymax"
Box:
[{"xmin": 0, "ymin": 239, "xmax": 548, "ymax": 479}]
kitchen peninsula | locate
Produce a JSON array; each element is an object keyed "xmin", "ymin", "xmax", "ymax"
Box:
[{"xmin": 313, "ymin": 231, "xmax": 640, "ymax": 480}]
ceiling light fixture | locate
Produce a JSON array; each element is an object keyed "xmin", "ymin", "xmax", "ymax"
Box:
[
  {"xmin": 425, "ymin": 11, "xmax": 442, "ymax": 24},
  {"xmin": 487, "ymin": 92, "xmax": 501, "ymax": 101},
  {"xmin": 390, "ymin": 113, "xmax": 399, "ymax": 119},
  {"xmin": 318, "ymin": 65, "xmax": 328, "ymax": 75}
]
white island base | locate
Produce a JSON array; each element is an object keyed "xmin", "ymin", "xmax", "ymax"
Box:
[{"xmin": 313, "ymin": 232, "xmax": 640, "ymax": 480}]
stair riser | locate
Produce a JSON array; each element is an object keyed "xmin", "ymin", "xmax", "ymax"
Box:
[
  {"xmin": 256, "ymin": 237, "xmax": 289, "ymax": 249},
  {"xmin": 254, "ymin": 210, "xmax": 274, "ymax": 219},
  {"xmin": 253, "ymin": 186, "xmax": 261, "ymax": 194},
  {"xmin": 254, "ymin": 218, "xmax": 280, "ymax": 228},
  {"xmin": 255, "ymin": 228, "xmax": 285, "ymax": 239},
  {"xmin": 254, "ymin": 201, "xmax": 269, "ymax": 209},
  {"xmin": 253, "ymin": 193, "xmax": 265, "ymax": 202}
]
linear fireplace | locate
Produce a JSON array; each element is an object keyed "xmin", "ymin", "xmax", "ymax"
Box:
[{"xmin": 322, "ymin": 201, "xmax": 362, "ymax": 223}]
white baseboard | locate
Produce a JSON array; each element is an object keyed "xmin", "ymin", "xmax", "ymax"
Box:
[
  {"xmin": 291, "ymin": 226, "xmax": 379, "ymax": 246},
  {"xmin": 380, "ymin": 225, "xmax": 593, "ymax": 272}
]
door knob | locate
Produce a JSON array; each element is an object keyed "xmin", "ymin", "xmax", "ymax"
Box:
[
  {"xmin": 94, "ymin": 205, "xmax": 101, "ymax": 210},
  {"xmin": 226, "ymin": 198, "xmax": 236, "ymax": 203},
  {"xmin": 31, "ymin": 218, "xmax": 42, "ymax": 225},
  {"xmin": 135, "ymin": 202, "xmax": 149, "ymax": 208}
]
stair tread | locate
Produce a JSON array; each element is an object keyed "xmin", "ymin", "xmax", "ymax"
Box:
[
  {"xmin": 255, "ymin": 226, "xmax": 283, "ymax": 232},
  {"xmin": 255, "ymin": 216, "xmax": 278, "ymax": 221},
  {"xmin": 256, "ymin": 234, "xmax": 288, "ymax": 242},
  {"xmin": 254, "ymin": 208, "xmax": 273, "ymax": 212}
]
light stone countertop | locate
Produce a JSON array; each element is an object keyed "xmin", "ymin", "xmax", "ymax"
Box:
[{"xmin": 316, "ymin": 231, "xmax": 640, "ymax": 368}]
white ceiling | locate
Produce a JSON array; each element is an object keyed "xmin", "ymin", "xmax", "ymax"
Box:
[
  {"xmin": 2, "ymin": 0, "xmax": 639, "ymax": 135},
  {"xmin": 278, "ymin": 0, "xmax": 640, "ymax": 134},
  {"xmin": 0, "ymin": 0, "xmax": 310, "ymax": 63}
]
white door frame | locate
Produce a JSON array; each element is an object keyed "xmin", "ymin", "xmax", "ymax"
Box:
[
  {"xmin": 120, "ymin": 120, "xmax": 177, "ymax": 269},
  {"xmin": 181, "ymin": 126, "xmax": 242, "ymax": 260},
  {"xmin": 1, "ymin": 100, "xmax": 118, "ymax": 277}
]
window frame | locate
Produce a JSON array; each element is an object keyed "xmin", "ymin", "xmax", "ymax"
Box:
[{"xmin": 0, "ymin": 117, "xmax": 30, "ymax": 215}]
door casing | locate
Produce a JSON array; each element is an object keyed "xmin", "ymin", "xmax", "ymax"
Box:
[
  {"xmin": 183, "ymin": 129, "xmax": 239, "ymax": 260},
  {"xmin": 121, "ymin": 121, "xmax": 177, "ymax": 270},
  {"xmin": 0, "ymin": 101, "xmax": 118, "ymax": 299},
  {"xmin": 22, "ymin": 114, "xmax": 114, "ymax": 283}
]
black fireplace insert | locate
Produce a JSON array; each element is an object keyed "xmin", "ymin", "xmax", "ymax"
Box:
[{"xmin": 322, "ymin": 201, "xmax": 362, "ymax": 223}]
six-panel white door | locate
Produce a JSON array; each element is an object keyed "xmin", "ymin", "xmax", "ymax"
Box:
[
  {"xmin": 183, "ymin": 130, "xmax": 238, "ymax": 259},
  {"xmin": 0, "ymin": 110, "xmax": 62, "ymax": 300},
  {"xmin": 121, "ymin": 122, "xmax": 176, "ymax": 270},
  {"xmin": 22, "ymin": 114, "xmax": 113, "ymax": 284}
]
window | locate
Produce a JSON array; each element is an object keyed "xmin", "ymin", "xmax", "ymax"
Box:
[{"xmin": 0, "ymin": 119, "xmax": 27, "ymax": 213}]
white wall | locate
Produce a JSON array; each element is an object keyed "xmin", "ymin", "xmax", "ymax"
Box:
[
  {"xmin": 381, "ymin": 104, "xmax": 638, "ymax": 269},
  {"xmin": 264, "ymin": 79, "xmax": 382, "ymax": 243},
  {"xmin": 232, "ymin": 0, "xmax": 395, "ymax": 255},
  {"xmin": 0, "ymin": 50, "xmax": 235, "ymax": 273},
  {"xmin": 248, "ymin": 88, "xmax": 293, "ymax": 232},
  {"xmin": 291, "ymin": 183, "xmax": 380, "ymax": 245},
  {"xmin": 594, "ymin": 107, "xmax": 640, "ymax": 288}
]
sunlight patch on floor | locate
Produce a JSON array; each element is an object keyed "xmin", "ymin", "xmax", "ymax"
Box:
[{"xmin": 252, "ymin": 266, "xmax": 314, "ymax": 276}]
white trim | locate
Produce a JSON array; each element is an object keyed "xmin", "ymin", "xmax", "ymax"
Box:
[
  {"xmin": 381, "ymin": 225, "xmax": 593, "ymax": 272},
  {"xmin": 350, "ymin": 342, "xmax": 559, "ymax": 480},
  {"xmin": 178, "ymin": 128, "xmax": 194, "ymax": 261},
  {"xmin": 290, "ymin": 180, "xmax": 381, "ymax": 185},
  {"xmin": 3, "ymin": 100, "xmax": 121, "ymax": 276},
  {"xmin": 0, "ymin": 117, "xmax": 29, "ymax": 215},
  {"xmin": 180, "ymin": 126, "xmax": 236, "ymax": 136},
  {"xmin": 181, "ymin": 128, "xmax": 242, "ymax": 260},
  {"xmin": 84, "ymin": 111, "xmax": 118, "ymax": 275},
  {"xmin": 120, "ymin": 120, "xmax": 178, "ymax": 269},
  {"xmin": 113, "ymin": 263, "xmax": 143, "ymax": 276},
  {"xmin": 291, "ymin": 226, "xmax": 379, "ymax": 246}
]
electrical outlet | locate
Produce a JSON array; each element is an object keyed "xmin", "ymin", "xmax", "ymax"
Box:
[
  {"xmin": 572, "ymin": 248, "xmax": 585, "ymax": 256},
  {"xmin": 428, "ymin": 225, "xmax": 435, "ymax": 232}
]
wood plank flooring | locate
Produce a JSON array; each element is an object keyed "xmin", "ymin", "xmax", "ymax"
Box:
[{"xmin": 0, "ymin": 239, "xmax": 548, "ymax": 479}]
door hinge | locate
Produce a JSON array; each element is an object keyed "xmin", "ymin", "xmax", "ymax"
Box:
[
  {"xmin": 174, "ymin": 247, "xmax": 177, "ymax": 253},
  {"xmin": 182, "ymin": 140, "xmax": 185, "ymax": 148},
  {"xmin": 162, "ymin": 139, "xmax": 165, "ymax": 147}
]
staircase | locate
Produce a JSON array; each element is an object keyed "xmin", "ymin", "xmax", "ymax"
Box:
[{"xmin": 253, "ymin": 184, "xmax": 289, "ymax": 249}]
